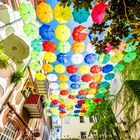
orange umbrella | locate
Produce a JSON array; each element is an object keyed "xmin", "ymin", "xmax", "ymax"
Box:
[
  {"xmin": 72, "ymin": 42, "xmax": 85, "ymax": 53},
  {"xmin": 58, "ymin": 74, "xmax": 69, "ymax": 82}
]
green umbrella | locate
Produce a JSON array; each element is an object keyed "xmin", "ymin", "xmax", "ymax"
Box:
[
  {"xmin": 123, "ymin": 52, "xmax": 137, "ymax": 63},
  {"xmin": 30, "ymin": 61, "xmax": 41, "ymax": 71},
  {"xmin": 80, "ymin": 83, "xmax": 89, "ymax": 89},
  {"xmin": 98, "ymin": 53, "xmax": 110, "ymax": 64},
  {"xmin": 19, "ymin": 2, "xmax": 36, "ymax": 23},
  {"xmin": 23, "ymin": 23, "xmax": 39, "ymax": 40},
  {"xmin": 97, "ymin": 87, "xmax": 108, "ymax": 94},
  {"xmin": 31, "ymin": 39, "xmax": 43, "ymax": 52},
  {"xmin": 59, "ymin": 95, "xmax": 67, "ymax": 100},
  {"xmin": 69, "ymin": 90, "xmax": 78, "ymax": 95},
  {"xmin": 57, "ymin": 41, "xmax": 71, "ymax": 53},
  {"xmin": 31, "ymin": 50, "xmax": 43, "ymax": 61},
  {"xmin": 113, "ymin": 64, "xmax": 124, "ymax": 73},
  {"xmin": 124, "ymin": 41, "xmax": 139, "ymax": 53}
]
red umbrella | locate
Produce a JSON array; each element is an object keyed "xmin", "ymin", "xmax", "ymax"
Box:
[
  {"xmin": 91, "ymin": 3, "xmax": 109, "ymax": 24},
  {"xmin": 77, "ymin": 100, "xmax": 85, "ymax": 104},
  {"xmin": 89, "ymin": 82, "xmax": 99, "ymax": 89},
  {"xmin": 60, "ymin": 111, "xmax": 66, "ymax": 114},
  {"xmin": 66, "ymin": 65, "xmax": 78, "ymax": 74},
  {"xmin": 51, "ymin": 99, "xmax": 59, "ymax": 104},
  {"xmin": 42, "ymin": 41, "xmax": 56, "ymax": 52},
  {"xmin": 59, "ymin": 104, "xmax": 66, "ymax": 108},
  {"xmin": 81, "ymin": 74, "xmax": 92, "ymax": 82},
  {"xmin": 68, "ymin": 95, "xmax": 76, "ymax": 99},
  {"xmin": 80, "ymin": 109, "xmax": 87, "ymax": 113},
  {"xmin": 72, "ymin": 25, "xmax": 88, "ymax": 42},
  {"xmin": 93, "ymin": 98, "xmax": 102, "ymax": 103},
  {"xmin": 90, "ymin": 65, "xmax": 102, "ymax": 74},
  {"xmin": 78, "ymin": 90, "xmax": 87, "ymax": 95},
  {"xmin": 60, "ymin": 90, "xmax": 69, "ymax": 96}
]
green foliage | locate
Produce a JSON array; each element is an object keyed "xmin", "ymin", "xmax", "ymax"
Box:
[
  {"xmin": 0, "ymin": 50, "xmax": 9, "ymax": 69},
  {"xmin": 11, "ymin": 70, "xmax": 24, "ymax": 84}
]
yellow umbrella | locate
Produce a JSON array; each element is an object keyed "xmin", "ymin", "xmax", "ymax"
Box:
[
  {"xmin": 83, "ymin": 103, "xmax": 90, "ymax": 108},
  {"xmin": 111, "ymin": 52, "xmax": 124, "ymax": 63},
  {"xmin": 72, "ymin": 42, "xmax": 85, "ymax": 53},
  {"xmin": 54, "ymin": 64, "xmax": 66, "ymax": 73},
  {"xmin": 50, "ymin": 94, "xmax": 58, "ymax": 99},
  {"xmin": 87, "ymin": 88, "xmax": 96, "ymax": 95},
  {"xmin": 59, "ymin": 83, "xmax": 69, "ymax": 90},
  {"xmin": 51, "ymin": 108, "xmax": 58, "ymax": 114},
  {"xmin": 36, "ymin": 2, "xmax": 53, "ymax": 23},
  {"xmin": 58, "ymin": 74, "xmax": 69, "ymax": 82},
  {"xmin": 93, "ymin": 74, "xmax": 103, "ymax": 82},
  {"xmin": 79, "ymin": 113, "xmax": 85, "ymax": 116},
  {"xmin": 60, "ymin": 114, "xmax": 65, "ymax": 118},
  {"xmin": 44, "ymin": 52, "xmax": 57, "ymax": 63},
  {"xmin": 54, "ymin": 3, "xmax": 71, "ymax": 23},
  {"xmin": 55, "ymin": 25, "xmax": 70, "ymax": 41},
  {"xmin": 60, "ymin": 100, "xmax": 66, "ymax": 105},
  {"xmin": 35, "ymin": 72, "xmax": 46, "ymax": 80},
  {"xmin": 42, "ymin": 63, "xmax": 53, "ymax": 73},
  {"xmin": 79, "ymin": 65, "xmax": 90, "ymax": 74}
]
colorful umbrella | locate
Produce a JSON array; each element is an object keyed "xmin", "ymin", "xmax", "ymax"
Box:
[
  {"xmin": 93, "ymin": 98, "xmax": 102, "ymax": 103},
  {"xmin": 81, "ymin": 74, "xmax": 92, "ymax": 82},
  {"xmin": 84, "ymin": 53, "xmax": 97, "ymax": 64},
  {"xmin": 49, "ymin": 83, "xmax": 59, "ymax": 90},
  {"xmin": 99, "ymin": 81, "xmax": 109, "ymax": 88},
  {"xmin": 79, "ymin": 65, "xmax": 90, "ymax": 74},
  {"xmin": 113, "ymin": 64, "xmax": 124, "ymax": 73},
  {"xmin": 72, "ymin": 25, "xmax": 88, "ymax": 42},
  {"xmin": 102, "ymin": 64, "xmax": 114, "ymax": 73},
  {"xmin": 80, "ymin": 83, "xmax": 89, "ymax": 89},
  {"xmin": 97, "ymin": 87, "xmax": 108, "ymax": 94},
  {"xmin": 42, "ymin": 41, "xmax": 56, "ymax": 52},
  {"xmin": 47, "ymin": 74, "xmax": 57, "ymax": 82},
  {"xmin": 19, "ymin": 2, "xmax": 36, "ymax": 23},
  {"xmin": 111, "ymin": 53, "xmax": 124, "ymax": 63},
  {"xmin": 69, "ymin": 90, "xmax": 78, "ymax": 95},
  {"xmin": 36, "ymin": 2, "xmax": 53, "ymax": 23},
  {"xmin": 57, "ymin": 53, "xmax": 68, "ymax": 64},
  {"xmin": 54, "ymin": 64, "xmax": 66, "ymax": 73},
  {"xmin": 74, "ymin": 110, "xmax": 80, "ymax": 113},
  {"xmin": 23, "ymin": 23, "xmax": 38, "ymax": 40},
  {"xmin": 86, "ymin": 43, "xmax": 96, "ymax": 53},
  {"xmin": 59, "ymin": 83, "xmax": 69, "ymax": 90},
  {"xmin": 39, "ymin": 24, "xmax": 54, "ymax": 40},
  {"xmin": 98, "ymin": 54, "xmax": 110, "ymax": 64},
  {"xmin": 31, "ymin": 39, "xmax": 43, "ymax": 52},
  {"xmin": 58, "ymin": 74, "xmax": 69, "ymax": 82},
  {"xmin": 75, "ymin": 104, "xmax": 82, "ymax": 108},
  {"xmin": 93, "ymin": 74, "xmax": 103, "ymax": 82},
  {"xmin": 57, "ymin": 41, "xmax": 71, "ymax": 53},
  {"xmin": 72, "ymin": 8, "xmax": 90, "ymax": 24},
  {"xmin": 91, "ymin": 3, "xmax": 109, "ymax": 24},
  {"xmin": 89, "ymin": 82, "xmax": 99, "ymax": 89},
  {"xmin": 76, "ymin": 95, "xmax": 84, "ymax": 99},
  {"xmin": 51, "ymin": 90, "xmax": 60, "ymax": 95},
  {"xmin": 35, "ymin": 72, "xmax": 46, "ymax": 80},
  {"xmin": 78, "ymin": 90, "xmax": 87, "ymax": 95},
  {"xmin": 90, "ymin": 65, "xmax": 102, "ymax": 74},
  {"xmin": 54, "ymin": 3, "xmax": 71, "ymax": 23},
  {"xmin": 42, "ymin": 63, "xmax": 53, "ymax": 73},
  {"xmin": 71, "ymin": 54, "xmax": 84, "ymax": 65},
  {"xmin": 31, "ymin": 50, "xmax": 43, "ymax": 61},
  {"xmin": 95, "ymin": 93, "xmax": 104, "ymax": 98},
  {"xmin": 55, "ymin": 25, "xmax": 70, "ymax": 41},
  {"xmin": 123, "ymin": 52, "xmax": 137, "ymax": 63},
  {"xmin": 51, "ymin": 99, "xmax": 59, "ymax": 105},
  {"xmin": 30, "ymin": 61, "xmax": 41, "ymax": 71},
  {"xmin": 60, "ymin": 90, "xmax": 69, "ymax": 96},
  {"xmin": 44, "ymin": 52, "xmax": 57, "ymax": 63},
  {"xmin": 70, "ymin": 74, "xmax": 81, "ymax": 82},
  {"xmin": 104, "ymin": 73, "xmax": 115, "ymax": 80},
  {"xmin": 70, "ymin": 83, "xmax": 79, "ymax": 89},
  {"xmin": 72, "ymin": 42, "xmax": 85, "ymax": 53},
  {"xmin": 86, "ymin": 94, "xmax": 95, "ymax": 99},
  {"xmin": 87, "ymin": 89, "xmax": 96, "ymax": 95},
  {"xmin": 66, "ymin": 65, "xmax": 78, "ymax": 74},
  {"xmin": 50, "ymin": 94, "xmax": 58, "ymax": 99}
]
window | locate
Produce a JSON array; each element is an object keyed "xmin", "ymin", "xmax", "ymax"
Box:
[
  {"xmin": 80, "ymin": 116, "xmax": 85, "ymax": 123},
  {"xmin": 89, "ymin": 117, "xmax": 94, "ymax": 123},
  {"xmin": 0, "ymin": 121, "xmax": 18, "ymax": 140},
  {"xmin": 80, "ymin": 131, "xmax": 87, "ymax": 139}
]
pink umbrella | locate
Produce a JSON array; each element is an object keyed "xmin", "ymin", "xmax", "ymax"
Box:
[{"xmin": 91, "ymin": 3, "xmax": 109, "ymax": 24}]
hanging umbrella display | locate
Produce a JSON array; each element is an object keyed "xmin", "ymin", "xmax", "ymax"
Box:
[
  {"xmin": 75, "ymin": 104, "xmax": 82, "ymax": 108},
  {"xmin": 84, "ymin": 53, "xmax": 97, "ymax": 64},
  {"xmin": 104, "ymin": 73, "xmax": 115, "ymax": 80},
  {"xmin": 55, "ymin": 25, "xmax": 70, "ymax": 41},
  {"xmin": 89, "ymin": 82, "xmax": 99, "ymax": 89},
  {"xmin": 54, "ymin": 64, "xmax": 66, "ymax": 73},
  {"xmin": 79, "ymin": 65, "xmax": 90, "ymax": 74},
  {"xmin": 86, "ymin": 43, "xmax": 96, "ymax": 53},
  {"xmin": 72, "ymin": 8, "xmax": 90, "ymax": 24},
  {"xmin": 23, "ymin": 23, "xmax": 38, "ymax": 40},
  {"xmin": 49, "ymin": 83, "xmax": 59, "ymax": 90},
  {"xmin": 39, "ymin": 24, "xmax": 54, "ymax": 41},
  {"xmin": 66, "ymin": 65, "xmax": 78, "ymax": 74},
  {"xmin": 95, "ymin": 93, "xmax": 104, "ymax": 98},
  {"xmin": 51, "ymin": 99, "xmax": 59, "ymax": 105},
  {"xmin": 113, "ymin": 64, "xmax": 124, "ymax": 73},
  {"xmin": 76, "ymin": 95, "xmax": 84, "ymax": 99},
  {"xmin": 98, "ymin": 87, "xmax": 108, "ymax": 94},
  {"xmin": 30, "ymin": 61, "xmax": 41, "ymax": 71},
  {"xmin": 51, "ymin": 90, "xmax": 60, "ymax": 95},
  {"xmin": 80, "ymin": 83, "xmax": 89, "ymax": 89},
  {"xmin": 68, "ymin": 95, "xmax": 76, "ymax": 99},
  {"xmin": 71, "ymin": 54, "xmax": 84, "ymax": 65},
  {"xmin": 59, "ymin": 83, "xmax": 69, "ymax": 90},
  {"xmin": 91, "ymin": 3, "xmax": 109, "ymax": 24},
  {"xmin": 36, "ymin": 2, "xmax": 53, "ymax": 23},
  {"xmin": 70, "ymin": 74, "xmax": 81, "ymax": 82},
  {"xmin": 87, "ymin": 89, "xmax": 96, "ymax": 95},
  {"xmin": 42, "ymin": 63, "xmax": 53, "ymax": 73},
  {"xmin": 19, "ymin": 2, "xmax": 36, "ymax": 23},
  {"xmin": 31, "ymin": 39, "xmax": 43, "ymax": 52},
  {"xmin": 123, "ymin": 52, "xmax": 137, "ymax": 63},
  {"xmin": 102, "ymin": 64, "xmax": 114, "ymax": 73},
  {"xmin": 93, "ymin": 98, "xmax": 102, "ymax": 103},
  {"xmin": 69, "ymin": 90, "xmax": 78, "ymax": 95},
  {"xmin": 78, "ymin": 90, "xmax": 87, "ymax": 95},
  {"xmin": 98, "ymin": 54, "xmax": 110, "ymax": 64},
  {"xmin": 54, "ymin": 3, "xmax": 71, "ymax": 23},
  {"xmin": 90, "ymin": 65, "xmax": 102, "ymax": 74},
  {"xmin": 81, "ymin": 74, "xmax": 92, "ymax": 82},
  {"xmin": 35, "ymin": 72, "xmax": 46, "ymax": 80},
  {"xmin": 86, "ymin": 94, "xmax": 95, "ymax": 99},
  {"xmin": 93, "ymin": 74, "xmax": 103, "ymax": 82},
  {"xmin": 31, "ymin": 50, "xmax": 43, "ymax": 61},
  {"xmin": 99, "ymin": 81, "xmax": 109, "ymax": 88},
  {"xmin": 72, "ymin": 42, "xmax": 85, "ymax": 53},
  {"xmin": 47, "ymin": 74, "xmax": 57, "ymax": 82},
  {"xmin": 50, "ymin": 94, "xmax": 58, "ymax": 99},
  {"xmin": 42, "ymin": 41, "xmax": 56, "ymax": 52},
  {"xmin": 111, "ymin": 53, "xmax": 124, "ymax": 63},
  {"xmin": 72, "ymin": 25, "xmax": 88, "ymax": 42},
  {"xmin": 70, "ymin": 83, "xmax": 79, "ymax": 89},
  {"xmin": 74, "ymin": 110, "xmax": 80, "ymax": 113},
  {"xmin": 57, "ymin": 41, "xmax": 71, "ymax": 53},
  {"xmin": 57, "ymin": 53, "xmax": 68, "ymax": 64},
  {"xmin": 60, "ymin": 90, "xmax": 69, "ymax": 96},
  {"xmin": 44, "ymin": 52, "xmax": 57, "ymax": 63},
  {"xmin": 58, "ymin": 74, "xmax": 69, "ymax": 83}
]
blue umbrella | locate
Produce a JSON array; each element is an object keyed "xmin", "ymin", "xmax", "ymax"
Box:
[
  {"xmin": 70, "ymin": 74, "xmax": 81, "ymax": 82},
  {"xmin": 72, "ymin": 8, "xmax": 90, "ymax": 24},
  {"xmin": 74, "ymin": 110, "xmax": 80, "ymax": 113},
  {"xmin": 88, "ymin": 33, "xmax": 94, "ymax": 40},
  {"xmin": 70, "ymin": 83, "xmax": 79, "ymax": 89},
  {"xmin": 59, "ymin": 108, "xmax": 65, "ymax": 111},
  {"xmin": 75, "ymin": 104, "xmax": 82, "ymax": 108},
  {"xmin": 31, "ymin": 39, "xmax": 43, "ymax": 52},
  {"xmin": 84, "ymin": 53, "xmax": 97, "ymax": 64},
  {"xmin": 95, "ymin": 93, "xmax": 104, "ymax": 98},
  {"xmin": 57, "ymin": 53, "xmax": 68, "ymax": 64},
  {"xmin": 104, "ymin": 73, "xmax": 115, "ymax": 80},
  {"xmin": 99, "ymin": 81, "xmax": 110, "ymax": 88},
  {"xmin": 39, "ymin": 24, "xmax": 54, "ymax": 40},
  {"xmin": 102, "ymin": 64, "xmax": 114, "ymax": 73},
  {"xmin": 76, "ymin": 94, "xmax": 84, "ymax": 99}
]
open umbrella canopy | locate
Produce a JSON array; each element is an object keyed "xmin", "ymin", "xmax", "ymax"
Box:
[
  {"xmin": 84, "ymin": 53, "xmax": 97, "ymax": 64},
  {"xmin": 54, "ymin": 3, "xmax": 71, "ymax": 23},
  {"xmin": 93, "ymin": 74, "xmax": 103, "ymax": 82},
  {"xmin": 81, "ymin": 74, "xmax": 92, "ymax": 82},
  {"xmin": 35, "ymin": 72, "xmax": 46, "ymax": 80},
  {"xmin": 66, "ymin": 65, "xmax": 78, "ymax": 74},
  {"xmin": 102, "ymin": 64, "xmax": 114, "ymax": 73},
  {"xmin": 49, "ymin": 83, "xmax": 59, "ymax": 90},
  {"xmin": 113, "ymin": 64, "xmax": 124, "ymax": 73},
  {"xmin": 79, "ymin": 65, "xmax": 90, "ymax": 74},
  {"xmin": 72, "ymin": 42, "xmax": 85, "ymax": 53},
  {"xmin": 31, "ymin": 39, "xmax": 43, "ymax": 52},
  {"xmin": 59, "ymin": 83, "xmax": 69, "ymax": 90},
  {"xmin": 80, "ymin": 83, "xmax": 89, "ymax": 89},
  {"xmin": 98, "ymin": 54, "xmax": 110, "ymax": 64},
  {"xmin": 71, "ymin": 54, "xmax": 84, "ymax": 65},
  {"xmin": 31, "ymin": 50, "xmax": 43, "ymax": 61},
  {"xmin": 99, "ymin": 81, "xmax": 110, "ymax": 88},
  {"xmin": 89, "ymin": 82, "xmax": 99, "ymax": 89},
  {"xmin": 123, "ymin": 52, "xmax": 137, "ymax": 63},
  {"xmin": 111, "ymin": 53, "xmax": 124, "ymax": 63},
  {"xmin": 30, "ymin": 61, "xmax": 41, "ymax": 71},
  {"xmin": 42, "ymin": 41, "xmax": 56, "ymax": 52},
  {"xmin": 70, "ymin": 83, "xmax": 80, "ymax": 89},
  {"xmin": 44, "ymin": 52, "xmax": 57, "ymax": 63},
  {"xmin": 54, "ymin": 64, "xmax": 66, "ymax": 73},
  {"xmin": 60, "ymin": 90, "xmax": 69, "ymax": 96},
  {"xmin": 70, "ymin": 74, "xmax": 81, "ymax": 82},
  {"xmin": 57, "ymin": 53, "xmax": 68, "ymax": 64},
  {"xmin": 36, "ymin": 2, "xmax": 53, "ymax": 23},
  {"xmin": 104, "ymin": 73, "xmax": 115, "ymax": 80},
  {"xmin": 58, "ymin": 74, "xmax": 69, "ymax": 82},
  {"xmin": 72, "ymin": 8, "xmax": 90, "ymax": 24},
  {"xmin": 47, "ymin": 74, "xmax": 58, "ymax": 82},
  {"xmin": 57, "ymin": 41, "xmax": 71, "ymax": 53},
  {"xmin": 42, "ymin": 63, "xmax": 53, "ymax": 73},
  {"xmin": 90, "ymin": 65, "xmax": 102, "ymax": 74}
]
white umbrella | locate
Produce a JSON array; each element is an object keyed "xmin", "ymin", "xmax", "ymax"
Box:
[
  {"xmin": 49, "ymin": 83, "xmax": 59, "ymax": 90},
  {"xmin": 71, "ymin": 54, "xmax": 84, "ymax": 64},
  {"xmin": 86, "ymin": 94, "xmax": 95, "ymax": 99},
  {"xmin": 51, "ymin": 90, "xmax": 60, "ymax": 95},
  {"xmin": 47, "ymin": 74, "xmax": 57, "ymax": 82},
  {"xmin": 86, "ymin": 43, "xmax": 96, "ymax": 53}
]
